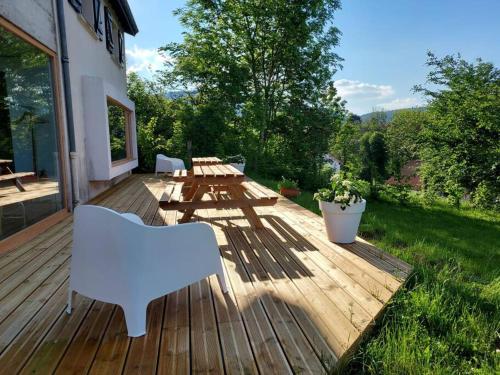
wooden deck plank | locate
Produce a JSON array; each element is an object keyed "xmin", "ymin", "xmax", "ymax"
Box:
[
  {"xmin": 122, "ymin": 298, "xmax": 165, "ymax": 375},
  {"xmin": 190, "ymin": 278, "xmax": 224, "ymax": 374},
  {"xmin": 0, "ymin": 283, "xmax": 73, "ymax": 373},
  {"xmin": 209, "ymin": 206, "xmax": 343, "ymax": 362},
  {"xmin": 225, "ymin": 227, "xmax": 325, "ymax": 374},
  {"xmin": 157, "ymin": 288, "xmax": 190, "ymax": 374},
  {"xmin": 0, "ymin": 174, "xmax": 412, "ymax": 374},
  {"xmin": 54, "ymin": 301, "xmax": 115, "ymax": 375},
  {"xmin": 203, "ymin": 207, "xmax": 293, "ymax": 374}
]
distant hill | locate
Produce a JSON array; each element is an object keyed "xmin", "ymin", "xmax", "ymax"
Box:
[
  {"xmin": 360, "ymin": 107, "xmax": 425, "ymax": 123},
  {"xmin": 165, "ymin": 90, "xmax": 196, "ymax": 100}
]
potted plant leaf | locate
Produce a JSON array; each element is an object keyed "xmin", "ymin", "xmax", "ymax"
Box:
[
  {"xmin": 223, "ymin": 154, "xmax": 246, "ymax": 173},
  {"xmin": 278, "ymin": 177, "xmax": 301, "ymax": 198},
  {"xmin": 314, "ymin": 172, "xmax": 366, "ymax": 243}
]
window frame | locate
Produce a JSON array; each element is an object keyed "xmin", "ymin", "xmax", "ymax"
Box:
[
  {"xmin": 104, "ymin": 6, "xmax": 114, "ymax": 54},
  {"xmin": 0, "ymin": 16, "xmax": 70, "ymax": 251},
  {"xmin": 106, "ymin": 96, "xmax": 133, "ymax": 166}
]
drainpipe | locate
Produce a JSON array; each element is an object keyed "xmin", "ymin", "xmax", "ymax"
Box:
[{"xmin": 56, "ymin": 0, "xmax": 80, "ymax": 207}]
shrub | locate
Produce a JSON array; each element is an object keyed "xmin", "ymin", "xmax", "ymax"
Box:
[
  {"xmin": 278, "ymin": 177, "xmax": 299, "ymax": 190},
  {"xmin": 472, "ymin": 181, "xmax": 499, "ymax": 210},
  {"xmin": 383, "ymin": 184, "xmax": 412, "ymax": 205},
  {"xmin": 223, "ymin": 154, "xmax": 246, "ymax": 164},
  {"xmin": 444, "ymin": 180, "xmax": 464, "ymax": 208}
]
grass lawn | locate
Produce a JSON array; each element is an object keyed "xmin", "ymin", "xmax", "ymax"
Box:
[{"xmin": 248, "ymin": 172, "xmax": 500, "ymax": 374}]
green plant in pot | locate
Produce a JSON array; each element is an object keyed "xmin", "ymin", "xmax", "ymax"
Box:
[
  {"xmin": 314, "ymin": 172, "xmax": 366, "ymax": 243},
  {"xmin": 278, "ymin": 177, "xmax": 300, "ymax": 198},
  {"xmin": 223, "ymin": 154, "xmax": 246, "ymax": 173}
]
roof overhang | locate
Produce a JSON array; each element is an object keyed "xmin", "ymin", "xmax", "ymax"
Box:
[{"xmin": 109, "ymin": 0, "xmax": 139, "ymax": 36}]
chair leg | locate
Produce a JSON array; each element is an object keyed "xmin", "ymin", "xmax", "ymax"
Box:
[
  {"xmin": 66, "ymin": 289, "xmax": 73, "ymax": 314},
  {"xmin": 217, "ymin": 272, "xmax": 228, "ymax": 294},
  {"xmin": 122, "ymin": 304, "xmax": 147, "ymax": 337}
]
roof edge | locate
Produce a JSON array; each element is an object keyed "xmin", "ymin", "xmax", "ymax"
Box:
[{"xmin": 110, "ymin": 0, "xmax": 138, "ymax": 36}]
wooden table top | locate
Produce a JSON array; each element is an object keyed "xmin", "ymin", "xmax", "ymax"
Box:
[
  {"xmin": 0, "ymin": 159, "xmax": 12, "ymax": 165},
  {"xmin": 173, "ymin": 164, "xmax": 244, "ymax": 182},
  {"xmin": 191, "ymin": 156, "xmax": 222, "ymax": 165}
]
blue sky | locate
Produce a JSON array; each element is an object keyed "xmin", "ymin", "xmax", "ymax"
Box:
[{"xmin": 126, "ymin": 0, "xmax": 500, "ymax": 115}]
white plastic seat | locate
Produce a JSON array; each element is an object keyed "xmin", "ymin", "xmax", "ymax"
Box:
[
  {"xmin": 67, "ymin": 205, "xmax": 228, "ymax": 337},
  {"xmin": 155, "ymin": 154, "xmax": 185, "ymax": 175}
]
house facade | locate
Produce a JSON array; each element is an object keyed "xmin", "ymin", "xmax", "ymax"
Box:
[{"xmin": 0, "ymin": 0, "xmax": 139, "ymax": 249}]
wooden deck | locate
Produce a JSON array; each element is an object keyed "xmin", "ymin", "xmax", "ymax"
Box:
[{"xmin": 0, "ymin": 175, "xmax": 412, "ymax": 374}]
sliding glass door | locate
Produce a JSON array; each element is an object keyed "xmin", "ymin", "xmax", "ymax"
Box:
[{"xmin": 0, "ymin": 25, "xmax": 64, "ymax": 240}]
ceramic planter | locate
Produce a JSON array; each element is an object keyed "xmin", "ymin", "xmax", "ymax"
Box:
[
  {"xmin": 230, "ymin": 163, "xmax": 245, "ymax": 173},
  {"xmin": 279, "ymin": 187, "xmax": 301, "ymax": 198},
  {"xmin": 318, "ymin": 199, "xmax": 366, "ymax": 243}
]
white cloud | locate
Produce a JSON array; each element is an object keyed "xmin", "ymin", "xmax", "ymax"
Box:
[
  {"xmin": 334, "ymin": 79, "xmax": 394, "ymax": 99},
  {"xmin": 125, "ymin": 45, "xmax": 173, "ymax": 76},
  {"xmin": 374, "ymin": 97, "xmax": 425, "ymax": 111}
]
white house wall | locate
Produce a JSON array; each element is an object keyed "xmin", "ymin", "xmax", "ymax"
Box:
[
  {"xmin": 63, "ymin": 0, "xmax": 134, "ymax": 201},
  {"xmin": 0, "ymin": 0, "xmax": 57, "ymax": 51}
]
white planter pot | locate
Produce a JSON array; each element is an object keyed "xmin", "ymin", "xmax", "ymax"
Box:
[
  {"xmin": 230, "ymin": 163, "xmax": 245, "ymax": 173},
  {"xmin": 319, "ymin": 199, "xmax": 366, "ymax": 243}
]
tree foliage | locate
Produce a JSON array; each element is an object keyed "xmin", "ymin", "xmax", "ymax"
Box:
[
  {"xmin": 160, "ymin": 0, "xmax": 345, "ymax": 188},
  {"xmin": 385, "ymin": 110, "xmax": 429, "ymax": 178},
  {"xmin": 330, "ymin": 115, "xmax": 361, "ymax": 173},
  {"xmin": 127, "ymin": 72, "xmax": 174, "ymax": 171},
  {"xmin": 414, "ymin": 52, "xmax": 500, "ymax": 204},
  {"xmin": 360, "ymin": 131, "xmax": 387, "ymax": 183}
]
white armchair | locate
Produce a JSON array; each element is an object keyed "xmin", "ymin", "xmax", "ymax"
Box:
[
  {"xmin": 67, "ymin": 205, "xmax": 228, "ymax": 337},
  {"xmin": 155, "ymin": 154, "xmax": 185, "ymax": 175}
]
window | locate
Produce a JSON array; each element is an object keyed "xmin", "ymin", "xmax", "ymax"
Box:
[
  {"xmin": 82, "ymin": 0, "xmax": 103, "ymax": 40},
  {"xmin": 68, "ymin": 0, "xmax": 83, "ymax": 13},
  {"xmin": 0, "ymin": 25, "xmax": 64, "ymax": 240},
  {"xmin": 118, "ymin": 30, "xmax": 125, "ymax": 65},
  {"xmin": 104, "ymin": 7, "xmax": 114, "ymax": 53},
  {"xmin": 107, "ymin": 99, "xmax": 131, "ymax": 163}
]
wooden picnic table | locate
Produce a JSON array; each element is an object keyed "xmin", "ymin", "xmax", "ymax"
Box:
[
  {"xmin": 191, "ymin": 156, "xmax": 222, "ymax": 166},
  {"xmin": 0, "ymin": 159, "xmax": 35, "ymax": 192},
  {"xmin": 159, "ymin": 163, "xmax": 277, "ymax": 229}
]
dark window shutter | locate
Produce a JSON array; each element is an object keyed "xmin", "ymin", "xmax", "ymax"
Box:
[
  {"xmin": 68, "ymin": 0, "xmax": 83, "ymax": 13},
  {"xmin": 104, "ymin": 7, "xmax": 114, "ymax": 53},
  {"xmin": 118, "ymin": 31, "xmax": 125, "ymax": 65},
  {"xmin": 93, "ymin": 0, "xmax": 103, "ymax": 40}
]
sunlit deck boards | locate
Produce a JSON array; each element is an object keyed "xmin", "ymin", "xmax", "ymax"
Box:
[{"xmin": 0, "ymin": 174, "xmax": 412, "ymax": 374}]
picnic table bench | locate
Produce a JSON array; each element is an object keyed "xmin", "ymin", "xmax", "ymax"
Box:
[
  {"xmin": 0, "ymin": 159, "xmax": 35, "ymax": 192},
  {"xmin": 159, "ymin": 163, "xmax": 277, "ymax": 229}
]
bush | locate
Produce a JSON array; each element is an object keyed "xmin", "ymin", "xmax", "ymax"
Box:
[
  {"xmin": 223, "ymin": 154, "xmax": 246, "ymax": 164},
  {"xmin": 278, "ymin": 177, "xmax": 299, "ymax": 190},
  {"xmin": 444, "ymin": 180, "xmax": 464, "ymax": 208},
  {"xmin": 472, "ymin": 181, "xmax": 499, "ymax": 210},
  {"xmin": 382, "ymin": 184, "xmax": 412, "ymax": 205}
]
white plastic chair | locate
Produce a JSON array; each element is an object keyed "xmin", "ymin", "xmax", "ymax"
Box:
[
  {"xmin": 67, "ymin": 205, "xmax": 228, "ymax": 337},
  {"xmin": 155, "ymin": 154, "xmax": 185, "ymax": 175}
]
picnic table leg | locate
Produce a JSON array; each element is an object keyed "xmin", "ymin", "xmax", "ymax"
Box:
[
  {"xmin": 178, "ymin": 184, "xmax": 209, "ymax": 223},
  {"xmin": 5, "ymin": 166, "xmax": 27, "ymax": 192},
  {"xmin": 227, "ymin": 185, "xmax": 264, "ymax": 229},
  {"xmin": 183, "ymin": 181, "xmax": 199, "ymax": 201}
]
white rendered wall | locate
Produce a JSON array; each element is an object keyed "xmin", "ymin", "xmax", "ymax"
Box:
[
  {"xmin": 0, "ymin": 0, "xmax": 57, "ymax": 51},
  {"xmin": 82, "ymin": 76, "xmax": 138, "ymax": 181},
  {"xmin": 63, "ymin": 0, "xmax": 137, "ymax": 201}
]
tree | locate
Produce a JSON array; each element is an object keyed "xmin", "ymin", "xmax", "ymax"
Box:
[
  {"xmin": 160, "ymin": 0, "xmax": 344, "ymax": 185},
  {"xmin": 414, "ymin": 52, "xmax": 500, "ymax": 203},
  {"xmin": 385, "ymin": 109, "xmax": 429, "ymax": 178},
  {"xmin": 127, "ymin": 73, "xmax": 175, "ymax": 170},
  {"xmin": 330, "ymin": 116, "xmax": 361, "ymax": 174},
  {"xmin": 360, "ymin": 131, "xmax": 387, "ymax": 183}
]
